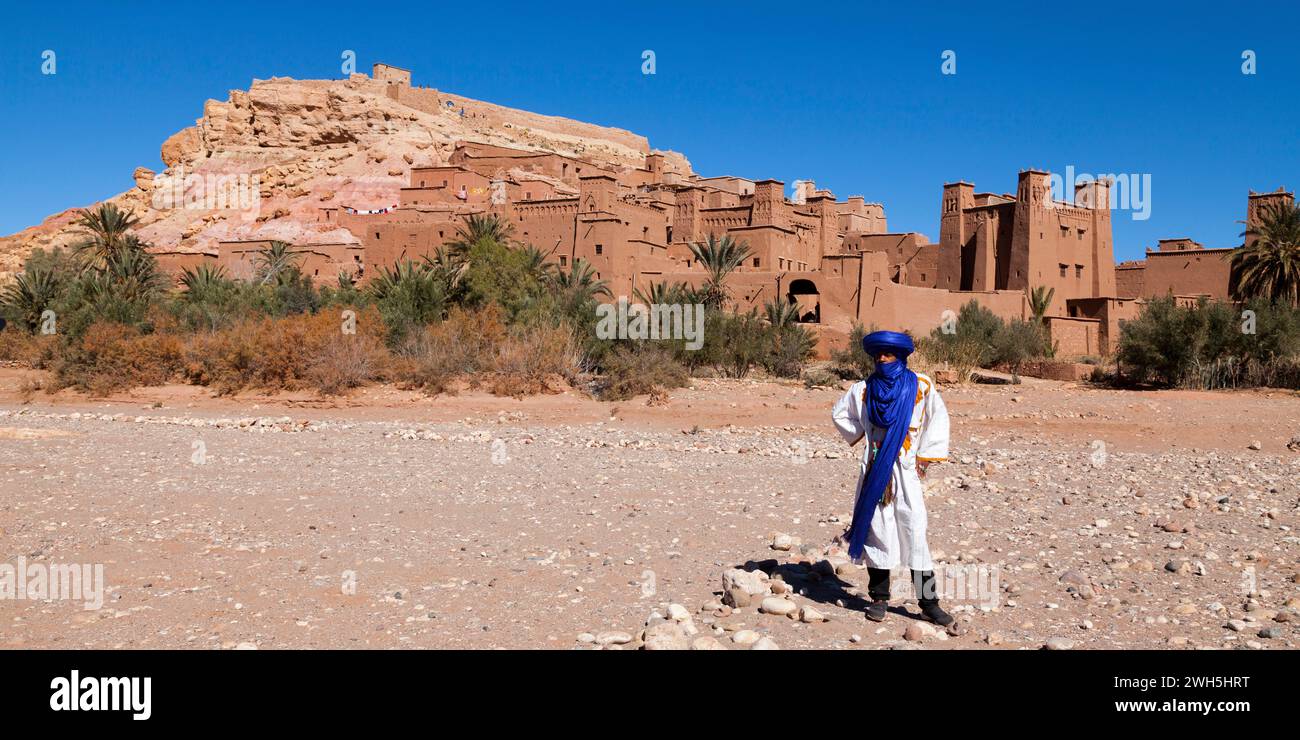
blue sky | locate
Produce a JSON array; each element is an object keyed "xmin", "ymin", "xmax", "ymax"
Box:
[{"xmin": 1, "ymin": 1, "xmax": 1296, "ymax": 261}]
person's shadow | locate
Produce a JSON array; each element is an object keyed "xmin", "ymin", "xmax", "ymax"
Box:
[{"xmin": 734, "ymin": 558, "xmax": 925, "ymax": 621}]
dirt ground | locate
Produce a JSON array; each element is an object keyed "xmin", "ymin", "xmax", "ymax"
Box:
[{"xmin": 1, "ymin": 366, "xmax": 1297, "ymax": 650}]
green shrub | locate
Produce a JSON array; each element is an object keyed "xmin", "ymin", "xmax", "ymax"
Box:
[
  {"xmin": 1117, "ymin": 296, "xmax": 1300, "ymax": 388},
  {"xmin": 366, "ymin": 260, "xmax": 449, "ymax": 344},
  {"xmin": 763, "ymin": 323, "xmax": 817, "ymax": 378},
  {"xmin": 925, "ymin": 302, "xmax": 1002, "ymax": 366},
  {"xmin": 829, "ymin": 323, "xmax": 878, "ymax": 379},
  {"xmin": 991, "ymin": 319, "xmax": 1049, "ymax": 377},
  {"xmin": 700, "ymin": 309, "xmax": 767, "ymax": 378}
]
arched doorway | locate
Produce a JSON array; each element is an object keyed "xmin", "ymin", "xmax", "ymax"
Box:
[{"xmin": 787, "ymin": 278, "xmax": 821, "ymax": 324}]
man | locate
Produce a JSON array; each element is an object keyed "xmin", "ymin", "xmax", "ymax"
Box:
[{"xmin": 831, "ymin": 330, "xmax": 953, "ymax": 625}]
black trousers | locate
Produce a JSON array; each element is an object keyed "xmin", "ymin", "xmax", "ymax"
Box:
[{"xmin": 868, "ymin": 567, "xmax": 939, "ymax": 606}]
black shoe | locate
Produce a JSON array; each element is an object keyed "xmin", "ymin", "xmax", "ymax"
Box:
[
  {"xmin": 865, "ymin": 600, "xmax": 889, "ymax": 622},
  {"xmin": 919, "ymin": 602, "xmax": 954, "ymax": 627}
]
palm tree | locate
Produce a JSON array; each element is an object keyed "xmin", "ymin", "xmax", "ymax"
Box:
[
  {"xmin": 447, "ymin": 214, "xmax": 515, "ymax": 258},
  {"xmin": 368, "ymin": 260, "xmax": 432, "ymax": 300},
  {"xmin": 0, "ymin": 266, "xmax": 61, "ymax": 332},
  {"xmin": 421, "ymin": 247, "xmax": 469, "ymax": 291},
  {"xmin": 634, "ymin": 280, "xmax": 689, "ymax": 306},
  {"xmin": 85, "ymin": 249, "xmax": 166, "ymax": 304},
  {"xmin": 253, "ymin": 241, "xmax": 301, "ymax": 286},
  {"xmin": 179, "ymin": 264, "xmax": 232, "ymax": 302},
  {"xmin": 763, "ymin": 296, "xmax": 802, "ymax": 327},
  {"xmin": 1029, "ymin": 285, "xmax": 1055, "ymax": 323},
  {"xmin": 688, "ymin": 235, "xmax": 752, "ymax": 309},
  {"xmin": 1230, "ymin": 200, "xmax": 1300, "ymax": 304},
  {"xmin": 520, "ymin": 245, "xmax": 559, "ymax": 283},
  {"xmin": 552, "ymin": 258, "xmax": 610, "ymax": 302},
  {"xmin": 72, "ymin": 203, "xmax": 140, "ymax": 267},
  {"xmin": 366, "ymin": 259, "xmax": 449, "ymax": 328}
]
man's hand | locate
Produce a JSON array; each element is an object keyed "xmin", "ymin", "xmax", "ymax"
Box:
[{"xmin": 918, "ymin": 460, "xmax": 930, "ymax": 479}]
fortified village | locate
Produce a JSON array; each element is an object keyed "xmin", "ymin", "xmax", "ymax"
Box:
[{"xmin": 49, "ymin": 63, "xmax": 1297, "ymax": 357}]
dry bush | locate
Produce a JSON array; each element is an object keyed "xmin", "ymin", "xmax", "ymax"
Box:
[
  {"xmin": 306, "ymin": 331, "xmax": 388, "ymax": 395},
  {"xmin": 802, "ymin": 367, "xmax": 840, "ymax": 388},
  {"xmin": 1183, "ymin": 355, "xmax": 1300, "ymax": 390},
  {"xmin": 391, "ymin": 306, "xmax": 585, "ymax": 398},
  {"xmin": 598, "ymin": 343, "xmax": 690, "ymax": 401},
  {"xmin": 53, "ymin": 322, "xmax": 185, "ymax": 395},
  {"xmin": 916, "ymin": 337, "xmax": 982, "ymax": 383},
  {"xmin": 489, "ymin": 322, "xmax": 584, "ymax": 397},
  {"xmin": 393, "ymin": 306, "xmax": 508, "ymax": 395},
  {"xmin": 183, "ymin": 307, "xmax": 389, "ymax": 395},
  {"xmin": 0, "ymin": 332, "xmax": 59, "ymax": 368},
  {"xmin": 17, "ymin": 374, "xmax": 44, "ymax": 403},
  {"xmin": 907, "ymin": 347, "xmax": 937, "ymax": 379}
]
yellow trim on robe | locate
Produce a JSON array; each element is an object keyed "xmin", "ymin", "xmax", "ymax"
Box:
[{"xmin": 861, "ymin": 374, "xmax": 932, "ymax": 460}]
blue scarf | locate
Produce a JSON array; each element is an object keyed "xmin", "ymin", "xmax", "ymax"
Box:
[{"xmin": 845, "ymin": 335, "xmax": 918, "ymax": 560}]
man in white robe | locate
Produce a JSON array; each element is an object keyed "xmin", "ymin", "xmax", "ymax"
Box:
[{"xmin": 832, "ymin": 346, "xmax": 952, "ymax": 624}]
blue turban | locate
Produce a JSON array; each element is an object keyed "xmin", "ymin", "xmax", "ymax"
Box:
[
  {"xmin": 862, "ymin": 330, "xmax": 915, "ymax": 359},
  {"xmin": 845, "ymin": 331, "xmax": 918, "ymax": 561}
]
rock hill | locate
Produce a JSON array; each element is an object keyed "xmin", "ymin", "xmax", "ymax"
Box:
[{"xmin": 0, "ymin": 67, "xmax": 692, "ymax": 278}]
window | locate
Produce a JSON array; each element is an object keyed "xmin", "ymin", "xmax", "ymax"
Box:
[
  {"xmin": 595, "ymin": 244, "xmax": 603, "ymax": 255},
  {"xmin": 442, "ymin": 180, "xmax": 448, "ymax": 187},
  {"xmin": 1078, "ymin": 230, "xmax": 1084, "ymax": 240},
  {"xmin": 525, "ymin": 192, "xmax": 531, "ymax": 199},
  {"xmin": 921, "ymin": 273, "xmax": 927, "ymax": 281},
  {"xmin": 1059, "ymin": 264, "xmax": 1068, "ymax": 278},
  {"xmin": 752, "ymin": 258, "xmax": 760, "ymax": 268},
  {"xmin": 375, "ymin": 232, "xmax": 380, "ymax": 239},
  {"xmin": 559, "ymin": 256, "xmax": 567, "ymax": 266},
  {"xmin": 1075, "ymin": 265, "xmax": 1083, "ymax": 278}
]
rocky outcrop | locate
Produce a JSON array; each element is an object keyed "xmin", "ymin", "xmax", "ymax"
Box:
[{"xmin": 0, "ymin": 71, "xmax": 693, "ymax": 279}]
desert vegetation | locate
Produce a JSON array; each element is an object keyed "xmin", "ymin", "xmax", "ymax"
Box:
[
  {"xmin": 0, "ymin": 206, "xmax": 818, "ymax": 399},
  {"xmin": 1114, "ymin": 296, "xmax": 1300, "ymax": 389},
  {"xmin": 8, "ymin": 204, "xmax": 1298, "ymax": 399}
]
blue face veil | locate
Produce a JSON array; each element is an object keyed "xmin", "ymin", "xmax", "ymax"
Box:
[{"xmin": 845, "ymin": 331, "xmax": 918, "ymax": 560}]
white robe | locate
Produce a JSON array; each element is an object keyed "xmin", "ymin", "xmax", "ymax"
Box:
[{"xmin": 831, "ymin": 372, "xmax": 950, "ymax": 571}]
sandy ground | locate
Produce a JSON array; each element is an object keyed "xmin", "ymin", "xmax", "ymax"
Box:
[{"xmin": 1, "ymin": 367, "xmax": 1297, "ymax": 650}]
